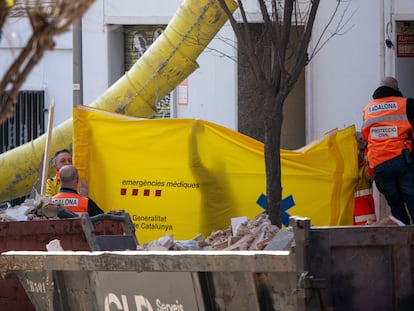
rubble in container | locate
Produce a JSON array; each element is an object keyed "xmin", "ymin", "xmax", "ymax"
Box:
[
  {"xmin": 1, "ymin": 198, "xmax": 405, "ymax": 252},
  {"xmin": 0, "ymin": 197, "xmax": 74, "ymax": 221},
  {"xmin": 201, "ymin": 213, "xmax": 281, "ymax": 250},
  {"xmin": 138, "ymin": 213, "xmax": 405, "ymax": 251},
  {"xmin": 140, "ymin": 213, "xmax": 284, "ymax": 251}
]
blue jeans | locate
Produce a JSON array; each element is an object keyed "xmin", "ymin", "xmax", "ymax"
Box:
[{"xmin": 374, "ymin": 155, "xmax": 414, "ymax": 224}]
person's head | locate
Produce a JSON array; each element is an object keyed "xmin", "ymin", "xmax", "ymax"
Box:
[
  {"xmin": 381, "ymin": 76, "xmax": 399, "ymax": 91},
  {"xmin": 59, "ymin": 165, "xmax": 79, "ymax": 190},
  {"xmin": 52, "ymin": 149, "xmax": 72, "ymax": 172}
]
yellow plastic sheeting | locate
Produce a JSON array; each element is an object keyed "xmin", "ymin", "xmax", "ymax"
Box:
[
  {"xmin": 73, "ymin": 106, "xmax": 358, "ymax": 243},
  {"xmin": 0, "ymin": 0, "xmax": 237, "ymax": 202},
  {"xmin": 281, "ymin": 127, "xmax": 358, "ymax": 226}
]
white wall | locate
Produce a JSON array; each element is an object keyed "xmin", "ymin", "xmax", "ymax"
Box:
[
  {"xmin": 307, "ymin": 0, "xmax": 384, "ymax": 141},
  {"xmin": 0, "ymin": 18, "xmax": 73, "ymax": 127},
  {"xmin": 81, "ymin": 0, "xmax": 238, "ymax": 130},
  {"xmin": 6, "ymin": 0, "xmax": 414, "ymax": 138},
  {"xmin": 82, "ymin": 0, "xmax": 111, "ymax": 106},
  {"xmin": 175, "ymin": 24, "xmax": 237, "ymax": 129},
  {"xmin": 395, "ymin": 0, "xmax": 414, "ymax": 12},
  {"xmin": 0, "ymin": 0, "xmax": 238, "ymax": 131},
  {"xmin": 103, "ymin": 0, "xmax": 181, "ymax": 24}
]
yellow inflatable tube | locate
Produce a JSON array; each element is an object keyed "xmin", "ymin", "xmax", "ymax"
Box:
[{"xmin": 0, "ymin": 0, "xmax": 237, "ymax": 202}]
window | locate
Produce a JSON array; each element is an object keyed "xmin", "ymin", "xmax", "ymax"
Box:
[
  {"xmin": 0, "ymin": 90, "xmax": 45, "ymax": 205},
  {"xmin": 0, "ymin": 90, "xmax": 45, "ymax": 153}
]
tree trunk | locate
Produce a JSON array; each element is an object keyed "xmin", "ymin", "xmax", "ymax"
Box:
[{"xmin": 264, "ymin": 92, "xmax": 283, "ymax": 227}]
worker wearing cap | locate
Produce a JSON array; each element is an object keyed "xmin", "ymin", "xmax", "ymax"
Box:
[
  {"xmin": 362, "ymin": 76, "xmax": 414, "ymax": 224},
  {"xmin": 52, "ymin": 165, "xmax": 103, "ymax": 216}
]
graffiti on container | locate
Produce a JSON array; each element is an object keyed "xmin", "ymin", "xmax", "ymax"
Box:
[
  {"xmin": 104, "ymin": 293, "xmax": 185, "ymax": 311},
  {"xmin": 24, "ymin": 278, "xmax": 46, "ymax": 294}
]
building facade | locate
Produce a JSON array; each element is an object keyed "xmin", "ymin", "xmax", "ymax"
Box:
[{"xmin": 1, "ymin": 0, "xmax": 414, "ymax": 150}]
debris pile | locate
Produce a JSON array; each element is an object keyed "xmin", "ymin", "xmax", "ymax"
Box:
[
  {"xmin": 141, "ymin": 213, "xmax": 282, "ymax": 251},
  {"xmin": 1, "ymin": 198, "xmax": 405, "ymax": 253},
  {"xmin": 0, "ymin": 197, "xmax": 74, "ymax": 221},
  {"xmin": 201, "ymin": 213, "xmax": 280, "ymax": 250}
]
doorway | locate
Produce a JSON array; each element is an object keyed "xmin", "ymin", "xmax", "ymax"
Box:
[
  {"xmin": 395, "ymin": 21, "xmax": 414, "ymax": 98},
  {"xmin": 237, "ymin": 23, "xmax": 306, "ymax": 150}
]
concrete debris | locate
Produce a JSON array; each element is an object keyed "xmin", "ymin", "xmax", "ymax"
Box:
[
  {"xmin": 140, "ymin": 233, "xmax": 203, "ymax": 251},
  {"xmin": 46, "ymin": 239, "xmax": 64, "ymax": 251},
  {"xmin": 1, "ymin": 199, "xmax": 284, "ymax": 251},
  {"xmin": 202, "ymin": 214, "xmax": 280, "ymax": 251},
  {"xmin": 230, "ymin": 216, "xmax": 248, "ymax": 236},
  {"xmin": 142, "ymin": 234, "xmax": 175, "ymax": 251},
  {"xmin": 264, "ymin": 229, "xmax": 295, "ymax": 250},
  {"xmin": 0, "ymin": 199, "xmax": 36, "ymax": 221},
  {"xmin": 0, "ymin": 197, "xmax": 70, "ymax": 222},
  {"xmin": 140, "ymin": 214, "xmax": 282, "ymax": 251}
]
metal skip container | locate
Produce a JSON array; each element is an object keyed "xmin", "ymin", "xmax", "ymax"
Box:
[
  {"xmin": 0, "ymin": 251, "xmax": 296, "ymax": 310},
  {"xmin": 0, "ymin": 213, "xmax": 137, "ymax": 310},
  {"xmin": 1, "ymin": 217, "xmax": 414, "ymax": 311}
]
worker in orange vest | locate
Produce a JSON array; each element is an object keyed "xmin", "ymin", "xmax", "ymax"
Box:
[
  {"xmin": 52, "ymin": 165, "xmax": 103, "ymax": 216},
  {"xmin": 354, "ymin": 132, "xmax": 376, "ymax": 225},
  {"xmin": 362, "ymin": 76, "xmax": 414, "ymax": 224}
]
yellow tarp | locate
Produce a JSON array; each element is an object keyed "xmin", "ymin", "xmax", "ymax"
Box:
[
  {"xmin": 0, "ymin": 0, "xmax": 237, "ymax": 203},
  {"xmin": 73, "ymin": 106, "xmax": 357, "ymax": 243}
]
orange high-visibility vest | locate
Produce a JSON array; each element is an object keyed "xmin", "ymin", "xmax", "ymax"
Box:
[
  {"xmin": 362, "ymin": 96, "xmax": 412, "ymax": 168},
  {"xmin": 52, "ymin": 191, "xmax": 88, "ymax": 213}
]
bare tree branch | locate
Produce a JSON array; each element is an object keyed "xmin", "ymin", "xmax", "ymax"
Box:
[
  {"xmin": 289, "ymin": 0, "xmax": 320, "ymax": 86},
  {"xmin": 218, "ymin": 0, "xmax": 353, "ymax": 226},
  {"xmin": 0, "ymin": 0, "xmax": 95, "ymax": 124},
  {"xmin": 308, "ymin": 1, "xmax": 355, "ymax": 60},
  {"xmin": 218, "ymin": 0, "xmax": 266, "ymax": 83}
]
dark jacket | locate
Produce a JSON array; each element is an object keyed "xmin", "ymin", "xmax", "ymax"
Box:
[{"xmin": 372, "ymin": 86, "xmax": 414, "ymax": 124}]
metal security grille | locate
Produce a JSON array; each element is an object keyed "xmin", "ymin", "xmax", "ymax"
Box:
[
  {"xmin": 0, "ymin": 91, "xmax": 45, "ymax": 205},
  {"xmin": 8, "ymin": 1, "xmax": 56, "ymax": 18},
  {"xmin": 0, "ymin": 91, "xmax": 45, "ymax": 153}
]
